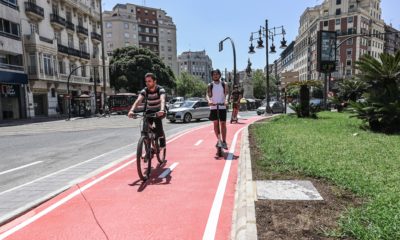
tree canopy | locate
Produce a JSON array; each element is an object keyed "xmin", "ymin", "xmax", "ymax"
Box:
[
  {"xmin": 176, "ymin": 72, "xmax": 207, "ymax": 98},
  {"xmin": 110, "ymin": 46, "xmax": 176, "ymax": 93}
]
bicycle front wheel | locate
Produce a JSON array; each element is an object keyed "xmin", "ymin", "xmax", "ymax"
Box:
[
  {"xmin": 137, "ymin": 136, "xmax": 151, "ymax": 181},
  {"xmin": 156, "ymin": 145, "xmax": 166, "ymax": 164}
]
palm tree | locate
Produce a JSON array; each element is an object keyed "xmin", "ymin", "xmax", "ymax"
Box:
[{"xmin": 352, "ymin": 51, "xmax": 400, "ymax": 133}]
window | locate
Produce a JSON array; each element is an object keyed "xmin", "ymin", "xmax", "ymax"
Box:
[
  {"xmin": 0, "ymin": 19, "xmax": 20, "ymax": 38},
  {"xmin": 336, "ymin": 0, "xmax": 341, "ymax": 4},
  {"xmin": 30, "ymin": 22, "xmax": 39, "ymax": 34},
  {"xmin": 58, "ymin": 60, "xmax": 65, "ymax": 74},
  {"xmin": 55, "ymin": 31, "xmax": 61, "ymax": 44},
  {"xmin": 168, "ymin": 46, "xmax": 172, "ymax": 52},
  {"xmin": 153, "ymin": 28, "xmax": 157, "ymax": 34},
  {"xmin": 81, "ymin": 65, "xmax": 86, "ymax": 77},
  {"xmin": 145, "ymin": 27, "xmax": 149, "ymax": 33},
  {"xmin": 153, "ymin": 37, "xmax": 157, "ymax": 43},
  {"xmin": 348, "ymin": 16, "xmax": 353, "ymax": 23},
  {"xmin": 106, "ymin": 22, "xmax": 112, "ymax": 28},
  {"xmin": 346, "ymin": 48, "xmax": 352, "ymax": 56},
  {"xmin": 146, "ymin": 36, "xmax": 149, "ymax": 42},
  {"xmin": 167, "ymin": 39, "xmax": 172, "ymax": 43},
  {"xmin": 323, "ymin": 21, "xmax": 328, "ymax": 27},
  {"xmin": 124, "ymin": 22, "xmax": 129, "ymax": 29},
  {"xmin": 70, "ymin": 63, "xmax": 77, "ymax": 76},
  {"xmin": 346, "ymin": 60, "xmax": 352, "ymax": 66},
  {"xmin": 336, "ymin": 8, "xmax": 341, "ymax": 15},
  {"xmin": 28, "ymin": 54, "xmax": 37, "ymax": 74},
  {"xmin": 161, "ymin": 46, "xmax": 164, "ymax": 51},
  {"xmin": 347, "ymin": 39, "xmax": 353, "ymax": 45},
  {"xmin": 106, "ymin": 32, "xmax": 112, "ymax": 38},
  {"xmin": 79, "ymin": 41, "xmax": 86, "ymax": 52},
  {"xmin": 346, "ymin": 69, "xmax": 352, "ymax": 75},
  {"xmin": 124, "ymin": 32, "xmax": 130, "ymax": 38},
  {"xmin": 336, "ymin": 19, "xmax": 340, "ymax": 25},
  {"xmin": 68, "ymin": 34, "xmax": 73, "ymax": 48},
  {"xmin": 43, "ymin": 54, "xmax": 53, "ymax": 75},
  {"xmin": 125, "ymin": 42, "xmax": 130, "ymax": 46},
  {"xmin": 348, "ymin": 28, "xmax": 354, "ymax": 34},
  {"xmin": 349, "ymin": 4, "xmax": 354, "ymax": 10}
]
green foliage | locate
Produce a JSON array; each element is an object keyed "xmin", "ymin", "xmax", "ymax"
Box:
[
  {"xmin": 175, "ymin": 72, "xmax": 207, "ymax": 97},
  {"xmin": 110, "ymin": 46, "xmax": 176, "ymax": 93},
  {"xmin": 351, "ymin": 51, "xmax": 400, "ymax": 133},
  {"xmin": 252, "ymin": 69, "xmax": 278, "ymax": 99},
  {"xmin": 336, "ymin": 78, "xmax": 366, "ymax": 102},
  {"xmin": 287, "ymin": 80, "xmax": 322, "ymax": 118},
  {"xmin": 250, "ymin": 112, "xmax": 400, "ymax": 239}
]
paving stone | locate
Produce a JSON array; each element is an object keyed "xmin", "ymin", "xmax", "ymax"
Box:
[{"xmin": 256, "ymin": 180, "xmax": 323, "ymax": 201}]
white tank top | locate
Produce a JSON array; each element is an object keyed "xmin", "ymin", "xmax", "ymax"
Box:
[{"xmin": 210, "ymin": 81, "xmax": 226, "ymax": 110}]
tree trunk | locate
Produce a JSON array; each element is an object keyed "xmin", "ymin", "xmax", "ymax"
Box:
[{"xmin": 300, "ymin": 85, "xmax": 310, "ymax": 117}]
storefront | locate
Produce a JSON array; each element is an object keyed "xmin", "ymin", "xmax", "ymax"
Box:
[{"xmin": 0, "ymin": 71, "xmax": 28, "ymax": 120}]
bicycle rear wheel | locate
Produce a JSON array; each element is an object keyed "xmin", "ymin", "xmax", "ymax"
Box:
[{"xmin": 137, "ymin": 136, "xmax": 151, "ymax": 181}]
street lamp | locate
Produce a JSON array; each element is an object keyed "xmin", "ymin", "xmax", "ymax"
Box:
[{"xmin": 249, "ymin": 20, "xmax": 287, "ymax": 114}]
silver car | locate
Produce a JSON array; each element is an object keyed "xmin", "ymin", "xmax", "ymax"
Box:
[
  {"xmin": 257, "ymin": 101, "xmax": 285, "ymax": 115},
  {"xmin": 167, "ymin": 99, "xmax": 210, "ymax": 123}
]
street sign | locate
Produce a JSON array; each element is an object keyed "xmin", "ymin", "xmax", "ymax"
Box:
[{"xmin": 280, "ymin": 71, "xmax": 299, "ymax": 84}]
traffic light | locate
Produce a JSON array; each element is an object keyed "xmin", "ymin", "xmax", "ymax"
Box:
[{"xmin": 219, "ymin": 41, "xmax": 223, "ymax": 52}]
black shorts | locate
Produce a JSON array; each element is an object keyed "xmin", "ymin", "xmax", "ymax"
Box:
[{"xmin": 209, "ymin": 109, "xmax": 227, "ymax": 121}]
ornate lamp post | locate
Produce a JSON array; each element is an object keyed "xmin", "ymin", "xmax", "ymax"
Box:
[{"xmin": 249, "ymin": 20, "xmax": 287, "ymax": 114}]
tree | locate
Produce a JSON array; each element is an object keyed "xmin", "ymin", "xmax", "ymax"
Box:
[
  {"xmin": 351, "ymin": 51, "xmax": 400, "ymax": 133},
  {"xmin": 287, "ymin": 80, "xmax": 322, "ymax": 118},
  {"xmin": 252, "ymin": 69, "xmax": 278, "ymax": 99},
  {"xmin": 110, "ymin": 46, "xmax": 176, "ymax": 93},
  {"xmin": 176, "ymin": 72, "xmax": 207, "ymax": 97}
]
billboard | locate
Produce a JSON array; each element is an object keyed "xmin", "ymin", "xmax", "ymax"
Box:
[{"xmin": 317, "ymin": 31, "xmax": 337, "ymax": 73}]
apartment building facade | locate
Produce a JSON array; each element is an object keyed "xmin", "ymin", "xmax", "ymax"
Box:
[
  {"xmin": 293, "ymin": 0, "xmax": 385, "ymax": 82},
  {"xmin": 177, "ymin": 50, "xmax": 212, "ymax": 83},
  {"xmin": 103, "ymin": 4, "xmax": 178, "ymax": 75},
  {"xmin": 16, "ymin": 0, "xmax": 109, "ymax": 118},
  {"xmin": 0, "ymin": 0, "xmax": 28, "ymax": 120},
  {"xmin": 384, "ymin": 24, "xmax": 400, "ymax": 55}
]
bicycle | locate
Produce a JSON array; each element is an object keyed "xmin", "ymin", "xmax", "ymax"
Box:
[{"xmin": 135, "ymin": 111, "xmax": 167, "ymax": 181}]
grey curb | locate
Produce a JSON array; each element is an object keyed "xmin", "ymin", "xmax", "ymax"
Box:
[{"xmin": 231, "ymin": 126, "xmax": 258, "ymax": 240}]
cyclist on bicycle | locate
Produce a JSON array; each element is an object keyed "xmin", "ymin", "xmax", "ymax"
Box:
[
  {"xmin": 230, "ymin": 84, "xmax": 242, "ymax": 121},
  {"xmin": 128, "ymin": 73, "xmax": 166, "ymax": 149},
  {"xmin": 206, "ymin": 69, "xmax": 229, "ymax": 150}
]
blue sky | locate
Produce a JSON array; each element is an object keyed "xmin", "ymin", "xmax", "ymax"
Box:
[{"xmin": 104, "ymin": 0, "xmax": 400, "ymax": 71}]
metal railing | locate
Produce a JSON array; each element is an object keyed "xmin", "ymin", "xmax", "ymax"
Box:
[
  {"xmin": 24, "ymin": 2, "xmax": 44, "ymax": 17},
  {"xmin": 91, "ymin": 32, "xmax": 102, "ymax": 41},
  {"xmin": 50, "ymin": 14, "xmax": 66, "ymax": 26},
  {"xmin": 66, "ymin": 21, "xmax": 75, "ymax": 31},
  {"xmin": 77, "ymin": 25, "xmax": 88, "ymax": 36}
]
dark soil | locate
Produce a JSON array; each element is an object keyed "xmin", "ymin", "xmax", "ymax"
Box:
[{"xmin": 249, "ymin": 123, "xmax": 363, "ymax": 240}]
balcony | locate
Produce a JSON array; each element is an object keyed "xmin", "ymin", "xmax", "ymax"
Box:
[
  {"xmin": 66, "ymin": 21, "xmax": 75, "ymax": 32},
  {"xmin": 80, "ymin": 51, "xmax": 90, "ymax": 60},
  {"xmin": 77, "ymin": 25, "xmax": 88, "ymax": 38},
  {"xmin": 50, "ymin": 14, "xmax": 65, "ymax": 30},
  {"xmin": 57, "ymin": 44, "xmax": 69, "ymax": 54},
  {"xmin": 24, "ymin": 2, "xmax": 44, "ymax": 21},
  {"xmin": 91, "ymin": 32, "xmax": 102, "ymax": 43}
]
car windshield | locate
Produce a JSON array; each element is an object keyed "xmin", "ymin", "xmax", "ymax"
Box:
[{"xmin": 180, "ymin": 101, "xmax": 196, "ymax": 108}]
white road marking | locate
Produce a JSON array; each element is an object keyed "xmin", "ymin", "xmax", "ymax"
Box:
[
  {"xmin": 0, "ymin": 144, "xmax": 135, "ymax": 196},
  {"xmin": 158, "ymin": 162, "xmax": 179, "ymax": 179},
  {"xmin": 0, "ymin": 123, "xmax": 210, "ymax": 237},
  {"xmin": 0, "ymin": 161, "xmax": 43, "ymax": 176},
  {"xmin": 202, "ymin": 127, "xmax": 244, "ymax": 240},
  {"xmin": 194, "ymin": 140, "xmax": 203, "ymax": 146}
]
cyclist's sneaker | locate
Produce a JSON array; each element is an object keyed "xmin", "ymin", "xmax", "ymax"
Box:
[{"xmin": 222, "ymin": 141, "xmax": 228, "ymax": 150}]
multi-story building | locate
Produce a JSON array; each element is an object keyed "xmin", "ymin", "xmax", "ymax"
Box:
[
  {"xmin": 177, "ymin": 50, "xmax": 212, "ymax": 83},
  {"xmin": 103, "ymin": 3, "xmax": 178, "ymax": 75},
  {"xmin": 294, "ymin": 0, "xmax": 385, "ymax": 82},
  {"xmin": 384, "ymin": 24, "xmax": 400, "ymax": 55},
  {"xmin": 0, "ymin": 0, "xmax": 28, "ymax": 120},
  {"xmin": 17, "ymin": 0, "xmax": 109, "ymax": 117},
  {"xmin": 280, "ymin": 41, "xmax": 296, "ymax": 73}
]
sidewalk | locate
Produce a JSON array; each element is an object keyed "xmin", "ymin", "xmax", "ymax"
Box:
[{"xmin": 0, "ymin": 116, "xmax": 262, "ymax": 240}]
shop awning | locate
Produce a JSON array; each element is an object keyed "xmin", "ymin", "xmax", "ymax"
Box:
[{"xmin": 0, "ymin": 71, "xmax": 28, "ymax": 84}]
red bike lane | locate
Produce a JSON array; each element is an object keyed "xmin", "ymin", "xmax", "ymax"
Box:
[{"xmin": 0, "ymin": 116, "xmax": 261, "ymax": 240}]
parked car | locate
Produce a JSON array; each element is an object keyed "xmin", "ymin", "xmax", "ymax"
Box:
[
  {"xmin": 167, "ymin": 97, "xmax": 185, "ymax": 110},
  {"xmin": 167, "ymin": 99, "xmax": 210, "ymax": 123},
  {"xmin": 310, "ymin": 98, "xmax": 323, "ymax": 107},
  {"xmin": 257, "ymin": 101, "xmax": 285, "ymax": 115}
]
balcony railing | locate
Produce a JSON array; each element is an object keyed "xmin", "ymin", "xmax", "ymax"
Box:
[
  {"xmin": 91, "ymin": 32, "xmax": 102, "ymax": 42},
  {"xmin": 24, "ymin": 2, "xmax": 44, "ymax": 18},
  {"xmin": 0, "ymin": 63, "xmax": 24, "ymax": 72},
  {"xmin": 39, "ymin": 36, "xmax": 53, "ymax": 44},
  {"xmin": 50, "ymin": 14, "xmax": 66, "ymax": 26},
  {"xmin": 66, "ymin": 21, "xmax": 75, "ymax": 31},
  {"xmin": 77, "ymin": 25, "xmax": 88, "ymax": 36},
  {"xmin": 57, "ymin": 44, "xmax": 69, "ymax": 54},
  {"xmin": 80, "ymin": 51, "xmax": 90, "ymax": 59}
]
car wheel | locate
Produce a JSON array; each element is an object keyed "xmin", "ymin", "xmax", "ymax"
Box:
[
  {"xmin": 196, "ymin": 119, "xmax": 201, "ymax": 122},
  {"xmin": 169, "ymin": 120, "xmax": 176, "ymax": 123},
  {"xmin": 183, "ymin": 113, "xmax": 192, "ymax": 123}
]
